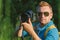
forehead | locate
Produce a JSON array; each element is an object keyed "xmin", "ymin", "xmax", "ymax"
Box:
[{"xmin": 37, "ymin": 6, "xmax": 51, "ymax": 12}]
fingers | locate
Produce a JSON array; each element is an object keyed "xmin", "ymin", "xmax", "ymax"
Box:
[
  {"xmin": 20, "ymin": 26, "xmax": 23, "ymax": 30},
  {"xmin": 21, "ymin": 22, "xmax": 27, "ymax": 27}
]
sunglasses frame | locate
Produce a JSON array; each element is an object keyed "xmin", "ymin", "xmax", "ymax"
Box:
[{"xmin": 37, "ymin": 12, "xmax": 49, "ymax": 17}]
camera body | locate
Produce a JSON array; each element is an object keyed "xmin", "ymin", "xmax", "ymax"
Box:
[
  {"xmin": 21, "ymin": 12, "xmax": 29, "ymax": 22},
  {"xmin": 21, "ymin": 11, "xmax": 33, "ymax": 23}
]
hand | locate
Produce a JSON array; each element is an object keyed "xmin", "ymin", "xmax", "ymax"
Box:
[
  {"xmin": 18, "ymin": 26, "xmax": 23, "ymax": 37},
  {"xmin": 22, "ymin": 18, "xmax": 41, "ymax": 40},
  {"xmin": 21, "ymin": 18, "xmax": 34, "ymax": 34}
]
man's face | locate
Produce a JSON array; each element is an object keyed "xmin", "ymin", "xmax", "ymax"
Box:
[{"xmin": 37, "ymin": 6, "xmax": 53, "ymax": 25}]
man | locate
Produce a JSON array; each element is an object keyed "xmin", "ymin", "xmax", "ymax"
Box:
[{"xmin": 18, "ymin": 1, "xmax": 59, "ymax": 40}]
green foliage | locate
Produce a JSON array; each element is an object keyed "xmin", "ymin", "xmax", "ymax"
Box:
[
  {"xmin": 57, "ymin": 0, "xmax": 60, "ymax": 31},
  {"xmin": 0, "ymin": 0, "xmax": 60, "ymax": 40},
  {"xmin": 0, "ymin": 0, "xmax": 3, "ymax": 21}
]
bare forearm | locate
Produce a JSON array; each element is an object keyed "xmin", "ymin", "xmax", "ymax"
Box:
[{"xmin": 29, "ymin": 30, "xmax": 41, "ymax": 40}]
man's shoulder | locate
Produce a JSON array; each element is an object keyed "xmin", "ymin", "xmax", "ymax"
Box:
[
  {"xmin": 48, "ymin": 28, "xmax": 59, "ymax": 39},
  {"xmin": 46, "ymin": 25, "xmax": 58, "ymax": 34},
  {"xmin": 45, "ymin": 27, "xmax": 59, "ymax": 40},
  {"xmin": 48, "ymin": 28, "xmax": 58, "ymax": 34},
  {"xmin": 44, "ymin": 25, "xmax": 59, "ymax": 37}
]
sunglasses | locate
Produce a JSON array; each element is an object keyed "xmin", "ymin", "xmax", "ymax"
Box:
[{"xmin": 38, "ymin": 12, "xmax": 49, "ymax": 17}]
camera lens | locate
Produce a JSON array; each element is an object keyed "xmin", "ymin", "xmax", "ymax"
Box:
[{"xmin": 21, "ymin": 13, "xmax": 29, "ymax": 22}]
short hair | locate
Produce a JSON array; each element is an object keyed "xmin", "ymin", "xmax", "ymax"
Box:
[
  {"xmin": 39, "ymin": 1, "xmax": 52, "ymax": 9},
  {"xmin": 36, "ymin": 1, "xmax": 53, "ymax": 13}
]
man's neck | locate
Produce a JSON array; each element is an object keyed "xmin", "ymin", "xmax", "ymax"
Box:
[
  {"xmin": 40, "ymin": 21, "xmax": 51, "ymax": 28},
  {"xmin": 40, "ymin": 23, "xmax": 45, "ymax": 28}
]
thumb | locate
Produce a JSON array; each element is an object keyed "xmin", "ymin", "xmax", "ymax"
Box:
[
  {"xmin": 28, "ymin": 18, "xmax": 32, "ymax": 24},
  {"xmin": 21, "ymin": 22, "xmax": 26, "ymax": 26}
]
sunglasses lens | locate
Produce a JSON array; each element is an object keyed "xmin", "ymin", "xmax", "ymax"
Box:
[
  {"xmin": 44, "ymin": 12, "xmax": 49, "ymax": 16},
  {"xmin": 38, "ymin": 12, "xmax": 49, "ymax": 17}
]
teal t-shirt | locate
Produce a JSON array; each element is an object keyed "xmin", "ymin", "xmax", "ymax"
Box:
[{"xmin": 23, "ymin": 20, "xmax": 59, "ymax": 40}]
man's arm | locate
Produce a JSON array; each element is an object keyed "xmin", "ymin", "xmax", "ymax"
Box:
[
  {"xmin": 18, "ymin": 26, "xmax": 23, "ymax": 37},
  {"xmin": 29, "ymin": 29, "xmax": 41, "ymax": 40},
  {"xmin": 18, "ymin": 26, "xmax": 28, "ymax": 37},
  {"xmin": 22, "ymin": 18, "xmax": 41, "ymax": 40}
]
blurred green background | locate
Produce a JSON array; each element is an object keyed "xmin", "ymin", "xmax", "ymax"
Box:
[{"xmin": 0, "ymin": 0, "xmax": 60, "ymax": 40}]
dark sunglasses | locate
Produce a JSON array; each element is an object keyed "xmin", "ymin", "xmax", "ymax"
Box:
[{"xmin": 38, "ymin": 12, "xmax": 49, "ymax": 17}]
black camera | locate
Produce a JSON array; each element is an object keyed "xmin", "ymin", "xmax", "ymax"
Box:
[{"xmin": 21, "ymin": 10, "xmax": 33, "ymax": 23}]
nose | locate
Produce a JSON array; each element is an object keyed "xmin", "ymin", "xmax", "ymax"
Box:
[{"xmin": 41, "ymin": 13, "xmax": 45, "ymax": 18}]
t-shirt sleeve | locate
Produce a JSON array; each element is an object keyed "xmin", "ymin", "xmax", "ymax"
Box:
[{"xmin": 23, "ymin": 31, "xmax": 28, "ymax": 36}]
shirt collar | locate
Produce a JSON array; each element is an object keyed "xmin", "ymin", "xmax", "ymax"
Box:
[{"xmin": 36, "ymin": 20, "xmax": 54, "ymax": 31}]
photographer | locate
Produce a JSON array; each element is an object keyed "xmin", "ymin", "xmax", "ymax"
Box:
[{"xmin": 18, "ymin": 1, "xmax": 59, "ymax": 40}]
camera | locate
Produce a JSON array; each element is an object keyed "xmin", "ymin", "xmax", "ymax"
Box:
[{"xmin": 21, "ymin": 10, "xmax": 33, "ymax": 23}]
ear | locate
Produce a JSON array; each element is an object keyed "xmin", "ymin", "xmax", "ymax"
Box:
[{"xmin": 50, "ymin": 13, "xmax": 53, "ymax": 19}]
